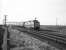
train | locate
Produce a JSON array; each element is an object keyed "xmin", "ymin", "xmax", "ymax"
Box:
[
  {"xmin": 7, "ymin": 19, "xmax": 40, "ymax": 30},
  {"xmin": 23, "ymin": 19, "xmax": 40, "ymax": 30}
]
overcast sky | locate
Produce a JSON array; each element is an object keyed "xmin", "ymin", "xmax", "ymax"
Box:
[{"xmin": 0, "ymin": 0, "xmax": 65, "ymax": 25}]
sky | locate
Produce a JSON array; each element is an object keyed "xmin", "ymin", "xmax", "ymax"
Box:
[{"xmin": 0, "ymin": 0, "xmax": 65, "ymax": 25}]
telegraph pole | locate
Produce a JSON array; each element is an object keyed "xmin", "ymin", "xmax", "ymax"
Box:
[
  {"xmin": 2, "ymin": 15, "xmax": 8, "ymax": 50},
  {"xmin": 4, "ymin": 15, "xmax": 7, "ymax": 26}
]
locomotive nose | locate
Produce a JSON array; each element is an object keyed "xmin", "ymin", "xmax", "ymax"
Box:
[{"xmin": 34, "ymin": 20, "xmax": 40, "ymax": 30}]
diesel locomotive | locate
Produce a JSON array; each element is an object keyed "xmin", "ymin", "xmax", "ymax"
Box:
[{"xmin": 24, "ymin": 19, "xmax": 40, "ymax": 30}]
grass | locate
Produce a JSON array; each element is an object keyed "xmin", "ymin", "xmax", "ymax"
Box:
[{"xmin": 40, "ymin": 25, "xmax": 66, "ymax": 35}]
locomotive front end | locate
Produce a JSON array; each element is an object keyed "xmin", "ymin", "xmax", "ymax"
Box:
[{"xmin": 34, "ymin": 20, "xmax": 40, "ymax": 30}]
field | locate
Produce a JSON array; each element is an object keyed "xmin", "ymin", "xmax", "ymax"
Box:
[{"xmin": 40, "ymin": 25, "xmax": 66, "ymax": 35}]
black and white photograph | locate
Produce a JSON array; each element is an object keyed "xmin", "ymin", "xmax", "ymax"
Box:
[{"xmin": 0, "ymin": 0, "xmax": 66, "ymax": 50}]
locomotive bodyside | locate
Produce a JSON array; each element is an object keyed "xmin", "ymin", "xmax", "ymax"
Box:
[{"xmin": 24, "ymin": 21, "xmax": 34, "ymax": 28}]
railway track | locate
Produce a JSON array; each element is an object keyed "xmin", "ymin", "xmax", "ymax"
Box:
[
  {"xmin": 11, "ymin": 26, "xmax": 66, "ymax": 44},
  {"xmin": 29, "ymin": 30, "xmax": 66, "ymax": 44},
  {"xmin": 38, "ymin": 31, "xmax": 66, "ymax": 43},
  {"xmin": 10, "ymin": 26, "xmax": 66, "ymax": 49}
]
